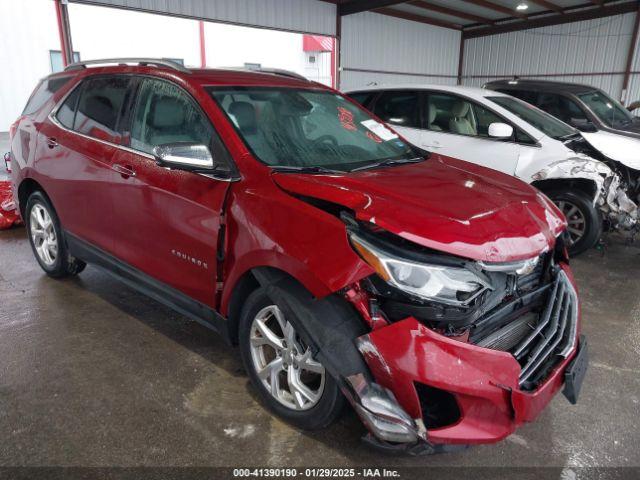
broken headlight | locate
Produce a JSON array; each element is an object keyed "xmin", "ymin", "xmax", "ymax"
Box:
[{"xmin": 349, "ymin": 233, "xmax": 491, "ymax": 307}]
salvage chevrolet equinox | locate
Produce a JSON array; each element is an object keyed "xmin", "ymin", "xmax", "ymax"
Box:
[{"xmin": 9, "ymin": 59, "xmax": 588, "ymax": 454}]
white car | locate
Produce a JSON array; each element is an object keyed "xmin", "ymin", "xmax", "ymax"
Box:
[{"xmin": 346, "ymin": 85, "xmax": 638, "ymax": 255}]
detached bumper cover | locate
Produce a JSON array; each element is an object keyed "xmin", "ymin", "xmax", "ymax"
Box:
[
  {"xmin": 356, "ymin": 271, "xmax": 584, "ymax": 446},
  {"xmin": 0, "ymin": 180, "xmax": 21, "ymax": 230}
]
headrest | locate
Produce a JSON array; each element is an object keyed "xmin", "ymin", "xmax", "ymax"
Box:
[
  {"xmin": 151, "ymin": 97, "xmax": 185, "ymax": 128},
  {"xmin": 452, "ymin": 100, "xmax": 470, "ymax": 118},
  {"xmin": 228, "ymin": 101, "xmax": 257, "ymax": 134},
  {"xmin": 84, "ymin": 95, "xmax": 116, "ymax": 128},
  {"xmin": 429, "ymin": 107, "xmax": 438, "ymax": 124}
]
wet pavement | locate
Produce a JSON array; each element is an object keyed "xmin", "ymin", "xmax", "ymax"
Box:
[{"xmin": 0, "ymin": 226, "xmax": 639, "ymax": 474}]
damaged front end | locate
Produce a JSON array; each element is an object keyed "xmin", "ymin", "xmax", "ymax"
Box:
[
  {"xmin": 532, "ymin": 157, "xmax": 639, "ymax": 236},
  {"xmin": 335, "ymin": 219, "xmax": 584, "ymax": 452}
]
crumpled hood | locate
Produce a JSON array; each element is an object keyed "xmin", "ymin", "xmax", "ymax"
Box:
[
  {"xmin": 273, "ymin": 155, "xmax": 566, "ymax": 263},
  {"xmin": 581, "ymin": 131, "xmax": 640, "ymax": 171}
]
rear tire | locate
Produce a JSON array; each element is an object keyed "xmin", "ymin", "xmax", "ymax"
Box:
[
  {"xmin": 546, "ymin": 189, "xmax": 601, "ymax": 257},
  {"xmin": 25, "ymin": 191, "xmax": 86, "ymax": 278},
  {"xmin": 239, "ymin": 288, "xmax": 345, "ymax": 430}
]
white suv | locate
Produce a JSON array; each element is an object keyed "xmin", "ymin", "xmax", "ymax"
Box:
[{"xmin": 347, "ymin": 85, "xmax": 638, "ymax": 255}]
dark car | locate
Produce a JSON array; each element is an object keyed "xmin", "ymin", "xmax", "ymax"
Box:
[
  {"xmin": 485, "ymin": 79, "xmax": 640, "ymax": 137},
  {"xmin": 8, "ymin": 58, "xmax": 586, "ymax": 454}
]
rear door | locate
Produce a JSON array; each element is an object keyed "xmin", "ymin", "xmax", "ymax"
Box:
[
  {"xmin": 110, "ymin": 77, "xmax": 232, "ymax": 306},
  {"xmin": 42, "ymin": 75, "xmax": 132, "ymax": 252},
  {"xmin": 421, "ymin": 91, "xmax": 521, "ymax": 175}
]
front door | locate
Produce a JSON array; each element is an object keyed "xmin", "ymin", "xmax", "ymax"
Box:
[
  {"xmin": 421, "ymin": 92, "xmax": 521, "ymax": 175},
  {"xmin": 110, "ymin": 77, "xmax": 231, "ymax": 307}
]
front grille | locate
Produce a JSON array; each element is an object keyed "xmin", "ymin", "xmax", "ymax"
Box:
[
  {"xmin": 471, "ymin": 269, "xmax": 578, "ymax": 391},
  {"xmin": 514, "ymin": 270, "xmax": 578, "ymax": 390}
]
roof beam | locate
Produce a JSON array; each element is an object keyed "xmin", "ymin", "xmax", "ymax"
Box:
[
  {"xmin": 460, "ymin": 0, "xmax": 528, "ymax": 19},
  {"xmin": 339, "ymin": 0, "xmax": 407, "ymax": 16},
  {"xmin": 529, "ymin": 0, "xmax": 564, "ymax": 13},
  {"xmin": 407, "ymin": 1, "xmax": 495, "ymax": 25},
  {"xmin": 464, "ymin": 1, "xmax": 638, "ymax": 39},
  {"xmin": 374, "ymin": 7, "xmax": 463, "ymax": 29}
]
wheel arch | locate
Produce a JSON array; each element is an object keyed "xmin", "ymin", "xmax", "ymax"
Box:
[
  {"xmin": 17, "ymin": 178, "xmax": 50, "ymax": 218},
  {"xmin": 224, "ymin": 266, "xmax": 321, "ymax": 346},
  {"xmin": 532, "ymin": 177, "xmax": 599, "ymax": 203}
]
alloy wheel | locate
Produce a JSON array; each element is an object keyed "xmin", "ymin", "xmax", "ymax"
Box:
[
  {"xmin": 29, "ymin": 203, "xmax": 58, "ymax": 266},
  {"xmin": 249, "ymin": 305, "xmax": 325, "ymax": 411},
  {"xmin": 556, "ymin": 200, "xmax": 586, "ymax": 246}
]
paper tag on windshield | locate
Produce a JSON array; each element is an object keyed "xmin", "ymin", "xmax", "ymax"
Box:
[{"xmin": 361, "ymin": 120, "xmax": 398, "ymax": 141}]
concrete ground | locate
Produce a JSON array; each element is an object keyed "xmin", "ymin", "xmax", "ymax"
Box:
[{"xmin": 0, "ymin": 223, "xmax": 639, "ymax": 476}]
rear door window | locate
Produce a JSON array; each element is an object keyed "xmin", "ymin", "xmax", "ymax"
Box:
[
  {"xmin": 348, "ymin": 91, "xmax": 377, "ymax": 110},
  {"xmin": 23, "ymin": 76, "xmax": 74, "ymax": 115},
  {"xmin": 498, "ymin": 89, "xmax": 539, "ymax": 105},
  {"xmin": 73, "ymin": 76, "xmax": 131, "ymax": 144},
  {"xmin": 373, "ymin": 91, "xmax": 421, "ymax": 129},
  {"xmin": 536, "ymin": 93, "xmax": 588, "ymax": 124}
]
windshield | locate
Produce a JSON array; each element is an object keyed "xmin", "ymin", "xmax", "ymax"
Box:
[
  {"xmin": 488, "ymin": 96, "xmax": 576, "ymax": 139},
  {"xmin": 208, "ymin": 87, "xmax": 420, "ymax": 172},
  {"xmin": 577, "ymin": 90, "xmax": 633, "ymax": 128}
]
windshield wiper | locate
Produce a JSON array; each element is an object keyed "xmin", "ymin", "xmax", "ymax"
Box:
[
  {"xmin": 270, "ymin": 165, "xmax": 345, "ymax": 174},
  {"xmin": 349, "ymin": 157, "xmax": 425, "ymax": 173}
]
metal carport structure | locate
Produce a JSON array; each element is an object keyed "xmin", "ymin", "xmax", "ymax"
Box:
[{"xmin": 55, "ymin": 0, "xmax": 640, "ymax": 102}]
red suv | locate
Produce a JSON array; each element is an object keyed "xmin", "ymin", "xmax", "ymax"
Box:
[{"xmin": 9, "ymin": 59, "xmax": 587, "ymax": 454}]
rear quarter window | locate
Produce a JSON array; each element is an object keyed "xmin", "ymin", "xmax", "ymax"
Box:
[{"xmin": 23, "ymin": 76, "xmax": 74, "ymax": 115}]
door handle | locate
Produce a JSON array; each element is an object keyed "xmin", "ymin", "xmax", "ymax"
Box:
[
  {"xmin": 47, "ymin": 137, "xmax": 58, "ymax": 149},
  {"xmin": 112, "ymin": 163, "xmax": 136, "ymax": 178}
]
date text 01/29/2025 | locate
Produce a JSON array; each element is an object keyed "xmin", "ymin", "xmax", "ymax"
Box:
[{"xmin": 232, "ymin": 468, "xmax": 401, "ymax": 478}]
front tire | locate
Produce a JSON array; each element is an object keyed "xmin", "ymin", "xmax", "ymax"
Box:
[
  {"xmin": 25, "ymin": 191, "xmax": 86, "ymax": 278},
  {"xmin": 546, "ymin": 189, "xmax": 602, "ymax": 257},
  {"xmin": 239, "ymin": 288, "xmax": 345, "ymax": 430}
]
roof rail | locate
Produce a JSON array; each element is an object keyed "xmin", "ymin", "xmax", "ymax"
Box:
[
  {"xmin": 64, "ymin": 58, "xmax": 191, "ymax": 74},
  {"xmin": 220, "ymin": 66, "xmax": 311, "ymax": 82}
]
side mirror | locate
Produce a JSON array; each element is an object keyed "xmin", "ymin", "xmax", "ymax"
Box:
[
  {"xmin": 153, "ymin": 143, "xmax": 219, "ymax": 172},
  {"xmin": 568, "ymin": 118, "xmax": 597, "ymax": 132},
  {"xmin": 488, "ymin": 122, "xmax": 514, "ymax": 139}
]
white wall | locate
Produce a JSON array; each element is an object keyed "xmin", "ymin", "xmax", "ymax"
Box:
[
  {"xmin": 0, "ymin": 0, "xmax": 59, "ymax": 130},
  {"xmin": 70, "ymin": 0, "xmax": 337, "ymax": 36},
  {"xmin": 340, "ymin": 11, "xmax": 461, "ymax": 91},
  {"xmin": 462, "ymin": 13, "xmax": 640, "ymax": 105},
  {"xmin": 203, "ymin": 23, "xmax": 332, "ymax": 87},
  {"xmin": 68, "ymin": 3, "xmax": 201, "ymax": 67},
  {"xmin": 0, "ymin": 1, "xmax": 333, "ymax": 130}
]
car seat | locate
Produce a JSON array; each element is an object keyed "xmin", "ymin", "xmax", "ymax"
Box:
[
  {"xmin": 429, "ymin": 106, "xmax": 442, "ymax": 131},
  {"xmin": 146, "ymin": 96, "xmax": 193, "ymax": 145},
  {"xmin": 449, "ymin": 100, "xmax": 477, "ymax": 135}
]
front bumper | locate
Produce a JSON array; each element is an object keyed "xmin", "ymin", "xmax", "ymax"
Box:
[{"xmin": 352, "ymin": 266, "xmax": 584, "ymax": 449}]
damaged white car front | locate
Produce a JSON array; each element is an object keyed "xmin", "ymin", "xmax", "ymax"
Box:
[{"xmin": 530, "ymin": 156, "xmax": 638, "ymax": 248}]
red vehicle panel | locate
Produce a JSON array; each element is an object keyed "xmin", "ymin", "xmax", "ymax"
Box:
[{"xmin": 9, "ymin": 60, "xmax": 586, "ymax": 454}]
